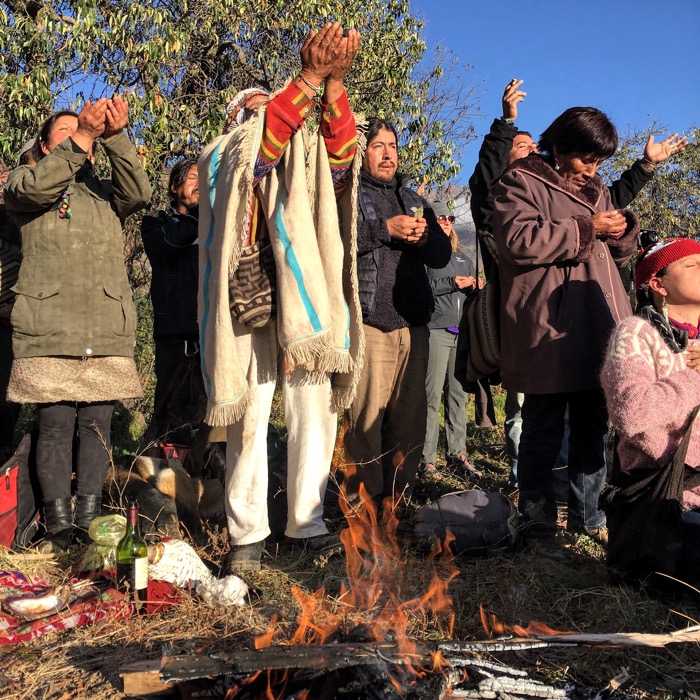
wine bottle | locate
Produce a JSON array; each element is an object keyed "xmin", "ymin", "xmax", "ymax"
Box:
[{"xmin": 116, "ymin": 502, "xmax": 148, "ymax": 607}]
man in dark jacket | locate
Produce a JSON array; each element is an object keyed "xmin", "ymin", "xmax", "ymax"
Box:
[
  {"xmin": 343, "ymin": 118, "xmax": 451, "ymax": 507},
  {"xmin": 141, "ymin": 158, "xmax": 202, "ymax": 448}
]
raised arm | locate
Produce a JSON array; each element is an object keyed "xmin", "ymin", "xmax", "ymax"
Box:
[
  {"xmin": 320, "ymin": 27, "xmax": 360, "ymax": 191},
  {"xmin": 253, "ymin": 23, "xmax": 356, "ymax": 186},
  {"xmin": 609, "ymin": 132, "xmax": 688, "ymax": 209},
  {"xmin": 103, "ymin": 99, "xmax": 153, "ymax": 221},
  {"xmin": 468, "ymin": 79, "xmax": 525, "ymax": 233}
]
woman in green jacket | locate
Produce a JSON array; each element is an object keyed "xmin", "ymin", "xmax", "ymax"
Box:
[{"xmin": 4, "ymin": 97, "xmax": 152, "ymax": 552}]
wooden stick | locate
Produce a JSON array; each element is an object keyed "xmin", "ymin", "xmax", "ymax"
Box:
[
  {"xmin": 529, "ymin": 628, "xmax": 700, "ymax": 648},
  {"xmin": 156, "ymin": 627, "xmax": 700, "ymax": 684}
]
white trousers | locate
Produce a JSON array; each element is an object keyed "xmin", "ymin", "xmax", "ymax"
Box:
[{"xmin": 224, "ymin": 321, "xmax": 337, "ymax": 545}]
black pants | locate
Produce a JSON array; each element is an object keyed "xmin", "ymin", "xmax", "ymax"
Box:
[
  {"xmin": 36, "ymin": 401, "xmax": 114, "ymax": 502},
  {"xmin": 518, "ymin": 390, "xmax": 608, "ymax": 537},
  {"xmin": 146, "ymin": 336, "xmax": 203, "ymax": 444}
]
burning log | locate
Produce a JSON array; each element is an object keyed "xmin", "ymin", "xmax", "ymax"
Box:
[
  {"xmin": 159, "ymin": 643, "xmax": 434, "ymax": 680},
  {"xmin": 154, "ymin": 639, "xmax": 559, "ymax": 686},
  {"xmin": 148, "ymin": 627, "xmax": 700, "ymax": 686}
]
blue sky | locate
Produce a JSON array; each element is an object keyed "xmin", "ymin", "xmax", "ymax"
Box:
[{"xmin": 410, "ymin": 0, "xmax": 700, "ymax": 183}]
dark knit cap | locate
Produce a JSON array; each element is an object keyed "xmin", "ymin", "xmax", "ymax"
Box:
[
  {"xmin": 431, "ymin": 201, "xmax": 451, "ymax": 218},
  {"xmin": 635, "ymin": 237, "xmax": 700, "ymax": 289}
]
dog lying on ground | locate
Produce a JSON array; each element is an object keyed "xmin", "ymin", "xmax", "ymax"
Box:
[{"xmin": 105, "ymin": 453, "xmax": 225, "ymax": 545}]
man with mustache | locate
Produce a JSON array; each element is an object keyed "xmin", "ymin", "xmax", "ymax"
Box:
[{"xmin": 343, "ymin": 118, "xmax": 451, "ymax": 510}]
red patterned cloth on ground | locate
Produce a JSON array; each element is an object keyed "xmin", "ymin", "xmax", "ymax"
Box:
[{"xmin": 0, "ymin": 570, "xmax": 133, "ymax": 645}]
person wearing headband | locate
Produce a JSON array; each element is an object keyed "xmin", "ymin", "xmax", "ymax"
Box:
[
  {"xmin": 601, "ymin": 237, "xmax": 700, "ymax": 588},
  {"xmin": 198, "ymin": 23, "xmax": 361, "ymax": 573}
]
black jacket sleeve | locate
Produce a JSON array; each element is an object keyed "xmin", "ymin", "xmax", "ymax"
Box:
[
  {"xmin": 141, "ymin": 208, "xmax": 199, "ymax": 263},
  {"xmin": 418, "ymin": 207, "xmax": 452, "ymax": 269},
  {"xmin": 469, "ymin": 118, "xmax": 518, "ymax": 234},
  {"xmin": 608, "ymin": 160, "xmax": 654, "ymax": 209}
]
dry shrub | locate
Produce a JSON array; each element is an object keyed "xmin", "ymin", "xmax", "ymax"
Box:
[{"xmin": 1, "ymin": 393, "xmax": 698, "ymax": 699}]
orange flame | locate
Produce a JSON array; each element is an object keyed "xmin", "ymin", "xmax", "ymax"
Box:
[
  {"xmin": 246, "ymin": 471, "xmax": 460, "ymax": 693},
  {"xmin": 480, "ymin": 604, "xmax": 574, "ymax": 638},
  {"xmin": 255, "ymin": 613, "xmax": 279, "ymax": 650}
]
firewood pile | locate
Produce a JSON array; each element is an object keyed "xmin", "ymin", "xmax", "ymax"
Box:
[{"xmin": 121, "ymin": 627, "xmax": 700, "ymax": 699}]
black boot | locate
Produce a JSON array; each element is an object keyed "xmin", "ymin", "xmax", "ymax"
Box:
[
  {"xmin": 74, "ymin": 494, "xmax": 102, "ymax": 544},
  {"xmin": 37, "ymin": 498, "xmax": 73, "ymax": 554}
]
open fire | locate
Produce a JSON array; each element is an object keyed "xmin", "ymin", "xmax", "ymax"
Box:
[
  {"xmin": 241, "ymin": 484, "xmax": 460, "ymax": 698},
  {"xmin": 143, "ymin": 503, "xmax": 700, "ymax": 700}
]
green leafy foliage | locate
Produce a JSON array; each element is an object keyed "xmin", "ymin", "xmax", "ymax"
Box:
[
  {"xmin": 0, "ymin": 0, "xmax": 479, "ymax": 187},
  {"xmin": 604, "ymin": 124, "xmax": 700, "ymax": 240}
]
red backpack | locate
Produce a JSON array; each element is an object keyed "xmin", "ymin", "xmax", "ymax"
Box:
[{"xmin": 0, "ymin": 435, "xmax": 40, "ymax": 550}]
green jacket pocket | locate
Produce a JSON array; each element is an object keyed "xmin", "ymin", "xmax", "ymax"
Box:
[
  {"xmin": 102, "ymin": 284, "xmax": 136, "ymax": 339},
  {"xmin": 10, "ymin": 281, "xmax": 61, "ymax": 337}
]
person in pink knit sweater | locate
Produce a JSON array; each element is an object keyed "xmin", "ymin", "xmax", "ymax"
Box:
[{"xmin": 601, "ymin": 237, "xmax": 700, "ymax": 585}]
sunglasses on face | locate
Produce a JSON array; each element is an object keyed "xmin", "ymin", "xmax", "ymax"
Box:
[{"xmin": 437, "ymin": 215, "xmax": 455, "ymax": 223}]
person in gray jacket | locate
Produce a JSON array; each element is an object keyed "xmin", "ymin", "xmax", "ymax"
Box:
[{"xmin": 421, "ymin": 201, "xmax": 481, "ymax": 476}]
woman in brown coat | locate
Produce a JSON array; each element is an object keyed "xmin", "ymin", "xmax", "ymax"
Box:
[{"xmin": 493, "ymin": 107, "xmax": 639, "ymax": 554}]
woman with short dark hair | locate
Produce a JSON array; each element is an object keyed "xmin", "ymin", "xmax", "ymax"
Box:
[
  {"xmin": 492, "ymin": 106, "xmax": 639, "ymax": 555},
  {"xmin": 538, "ymin": 107, "xmax": 618, "ymax": 162}
]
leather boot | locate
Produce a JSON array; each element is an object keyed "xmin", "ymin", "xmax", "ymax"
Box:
[
  {"xmin": 73, "ymin": 494, "xmax": 103, "ymax": 544},
  {"xmin": 37, "ymin": 498, "xmax": 73, "ymax": 554}
]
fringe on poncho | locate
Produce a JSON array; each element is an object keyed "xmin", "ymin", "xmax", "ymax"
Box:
[{"xmin": 198, "ymin": 109, "xmax": 365, "ymax": 426}]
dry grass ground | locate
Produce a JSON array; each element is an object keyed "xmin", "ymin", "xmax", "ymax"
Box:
[{"xmin": 1, "ymin": 387, "xmax": 698, "ymax": 699}]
